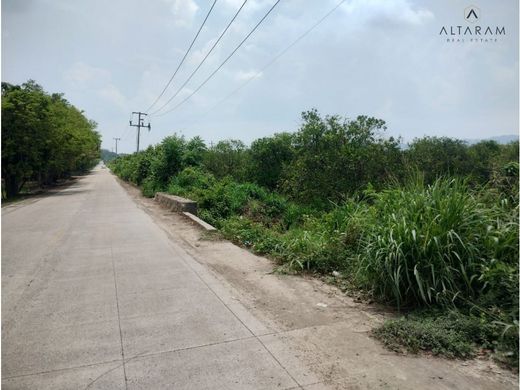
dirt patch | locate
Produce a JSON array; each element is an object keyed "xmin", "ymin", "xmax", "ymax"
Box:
[{"xmin": 116, "ymin": 176, "xmax": 518, "ymax": 390}]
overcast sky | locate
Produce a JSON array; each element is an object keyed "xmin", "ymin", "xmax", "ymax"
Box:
[{"xmin": 2, "ymin": 0, "xmax": 518, "ymax": 153}]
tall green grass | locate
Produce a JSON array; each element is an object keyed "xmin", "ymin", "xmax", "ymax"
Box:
[{"xmin": 356, "ymin": 177, "xmax": 518, "ymax": 311}]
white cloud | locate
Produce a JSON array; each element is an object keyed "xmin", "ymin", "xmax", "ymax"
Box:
[
  {"xmin": 98, "ymin": 84, "xmax": 128, "ymax": 110},
  {"xmin": 162, "ymin": 0, "xmax": 199, "ymax": 27},
  {"xmin": 341, "ymin": 0, "xmax": 434, "ymax": 26},
  {"xmin": 64, "ymin": 62, "xmax": 129, "ymax": 111},
  {"xmin": 235, "ymin": 69, "xmax": 262, "ymax": 82},
  {"xmin": 188, "ymin": 37, "xmax": 220, "ymax": 66},
  {"xmin": 64, "ymin": 61, "xmax": 111, "ymax": 88}
]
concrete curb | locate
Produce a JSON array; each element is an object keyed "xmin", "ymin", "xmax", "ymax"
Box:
[
  {"xmin": 153, "ymin": 192, "xmax": 217, "ymax": 232},
  {"xmin": 182, "ymin": 212, "xmax": 217, "ymax": 232}
]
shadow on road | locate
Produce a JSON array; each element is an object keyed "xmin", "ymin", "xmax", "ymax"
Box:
[{"xmin": 2, "ymin": 174, "xmax": 92, "ymax": 210}]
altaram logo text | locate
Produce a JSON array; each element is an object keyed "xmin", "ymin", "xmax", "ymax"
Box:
[{"xmin": 439, "ymin": 5, "xmax": 506, "ymax": 43}]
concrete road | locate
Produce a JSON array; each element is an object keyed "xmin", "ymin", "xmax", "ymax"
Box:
[{"xmin": 2, "ymin": 166, "xmax": 302, "ymax": 389}]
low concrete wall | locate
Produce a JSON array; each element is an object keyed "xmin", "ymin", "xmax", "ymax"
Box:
[
  {"xmin": 154, "ymin": 192, "xmax": 198, "ymax": 215},
  {"xmin": 182, "ymin": 212, "xmax": 217, "ymax": 232}
]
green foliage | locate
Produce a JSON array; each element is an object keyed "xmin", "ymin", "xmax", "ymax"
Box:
[
  {"xmin": 248, "ymin": 133, "xmax": 294, "ymax": 190},
  {"xmin": 109, "ymin": 135, "xmax": 208, "ymax": 196},
  {"xmin": 406, "ymin": 137, "xmax": 471, "ymax": 183},
  {"xmin": 167, "ymin": 168, "xmax": 298, "ymax": 229},
  {"xmin": 491, "ymin": 160, "xmax": 519, "ymax": 205},
  {"xmin": 2, "ymin": 80, "xmax": 100, "ymax": 198},
  {"xmin": 150, "ymin": 135, "xmax": 186, "ymax": 185},
  {"xmin": 374, "ymin": 312, "xmax": 476, "ymax": 358},
  {"xmin": 203, "ymin": 139, "xmax": 249, "ymax": 181},
  {"xmin": 141, "ymin": 177, "xmax": 159, "ymax": 198},
  {"xmin": 183, "ymin": 136, "xmax": 207, "ymax": 167},
  {"xmin": 282, "ymin": 109, "xmax": 402, "ymax": 207},
  {"xmin": 467, "ymin": 140, "xmax": 501, "ymax": 183},
  {"xmin": 356, "ymin": 176, "xmax": 518, "ymax": 310},
  {"xmin": 374, "ymin": 310, "xmax": 518, "ymax": 365},
  {"xmin": 108, "ymin": 110, "xmax": 518, "ymax": 366}
]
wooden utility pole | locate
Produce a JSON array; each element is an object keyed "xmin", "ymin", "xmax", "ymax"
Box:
[
  {"xmin": 113, "ymin": 137, "xmax": 121, "ymax": 155},
  {"xmin": 129, "ymin": 112, "xmax": 151, "ymax": 152}
]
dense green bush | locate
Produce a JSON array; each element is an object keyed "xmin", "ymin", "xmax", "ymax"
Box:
[
  {"xmin": 281, "ymin": 110, "xmax": 403, "ymax": 207},
  {"xmin": 203, "ymin": 139, "xmax": 249, "ymax": 181},
  {"xmin": 110, "ymin": 135, "xmax": 207, "ymax": 191},
  {"xmin": 248, "ymin": 133, "xmax": 294, "ymax": 190},
  {"xmin": 406, "ymin": 137, "xmax": 471, "ymax": 183}
]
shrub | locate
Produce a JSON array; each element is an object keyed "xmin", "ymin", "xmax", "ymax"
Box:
[{"xmin": 141, "ymin": 177, "xmax": 159, "ymax": 198}]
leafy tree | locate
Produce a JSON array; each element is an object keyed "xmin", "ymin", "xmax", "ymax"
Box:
[
  {"xmin": 281, "ymin": 109, "xmax": 399, "ymax": 207},
  {"xmin": 203, "ymin": 140, "xmax": 249, "ymax": 181},
  {"xmin": 182, "ymin": 136, "xmax": 207, "ymax": 167},
  {"xmin": 1, "ymin": 80, "xmax": 100, "ymax": 198},
  {"xmin": 248, "ymin": 133, "xmax": 294, "ymax": 190},
  {"xmin": 467, "ymin": 140, "xmax": 501, "ymax": 183},
  {"xmin": 405, "ymin": 137, "xmax": 471, "ymax": 183},
  {"xmin": 150, "ymin": 135, "xmax": 186, "ymax": 186}
]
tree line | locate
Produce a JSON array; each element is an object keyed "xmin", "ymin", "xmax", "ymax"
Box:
[
  {"xmin": 2, "ymin": 80, "xmax": 101, "ymax": 198},
  {"xmin": 111, "ymin": 109, "xmax": 518, "ymax": 207}
]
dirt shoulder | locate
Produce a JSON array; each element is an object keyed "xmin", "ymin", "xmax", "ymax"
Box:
[{"xmin": 117, "ymin": 176, "xmax": 518, "ymax": 390}]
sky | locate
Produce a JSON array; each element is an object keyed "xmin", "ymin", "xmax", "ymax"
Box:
[{"xmin": 2, "ymin": 0, "xmax": 518, "ymax": 153}]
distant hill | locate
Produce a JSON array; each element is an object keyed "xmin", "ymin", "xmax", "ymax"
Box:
[
  {"xmin": 463, "ymin": 134, "xmax": 519, "ymax": 145},
  {"xmin": 101, "ymin": 149, "xmax": 118, "ymax": 162}
]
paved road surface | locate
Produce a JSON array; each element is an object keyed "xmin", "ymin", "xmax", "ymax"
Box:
[{"xmin": 2, "ymin": 166, "xmax": 301, "ymax": 389}]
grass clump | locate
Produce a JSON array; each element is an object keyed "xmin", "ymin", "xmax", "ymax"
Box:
[
  {"xmin": 373, "ymin": 310, "xmax": 518, "ymax": 366},
  {"xmin": 374, "ymin": 312, "xmax": 475, "ymax": 358}
]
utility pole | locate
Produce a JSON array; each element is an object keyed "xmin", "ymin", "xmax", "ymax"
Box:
[
  {"xmin": 113, "ymin": 137, "xmax": 121, "ymax": 155},
  {"xmin": 129, "ymin": 112, "xmax": 151, "ymax": 152}
]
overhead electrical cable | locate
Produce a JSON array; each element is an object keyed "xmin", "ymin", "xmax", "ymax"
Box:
[
  {"xmin": 153, "ymin": 0, "xmax": 281, "ymax": 118},
  {"xmin": 145, "ymin": 0, "xmax": 218, "ymax": 113},
  {"xmin": 149, "ymin": 0, "xmax": 249, "ymax": 116},
  {"xmin": 205, "ymin": 0, "xmax": 348, "ymax": 114},
  {"xmin": 120, "ymin": 113, "xmax": 134, "ymax": 139},
  {"xmin": 163, "ymin": 0, "xmax": 347, "ymax": 128}
]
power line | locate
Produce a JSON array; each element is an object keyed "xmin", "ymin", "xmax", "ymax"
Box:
[
  {"xmin": 154, "ymin": 0, "xmax": 281, "ymax": 118},
  {"xmin": 121, "ymin": 121, "xmax": 133, "ymax": 140},
  {"xmin": 163, "ymin": 0, "xmax": 347, "ymax": 127},
  {"xmin": 121, "ymin": 126, "xmax": 132, "ymax": 140},
  {"xmin": 145, "ymin": 0, "xmax": 218, "ymax": 113},
  {"xmin": 120, "ymin": 113, "xmax": 133, "ymax": 140},
  {"xmin": 149, "ymin": 0, "xmax": 249, "ymax": 116},
  {"xmin": 206, "ymin": 0, "xmax": 348, "ymax": 112}
]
